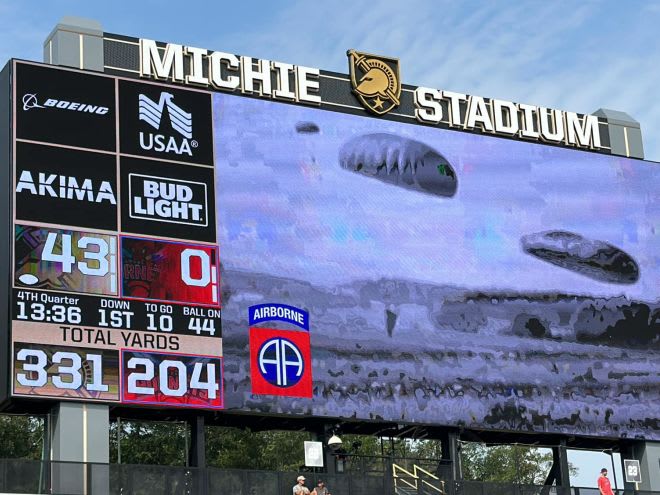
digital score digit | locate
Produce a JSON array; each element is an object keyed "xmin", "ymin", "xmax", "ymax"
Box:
[
  {"xmin": 13, "ymin": 343, "xmax": 119, "ymax": 401},
  {"xmin": 15, "ymin": 225, "xmax": 118, "ymax": 296},
  {"xmin": 121, "ymin": 237, "xmax": 219, "ymax": 306},
  {"xmin": 121, "ymin": 350, "xmax": 223, "ymax": 408}
]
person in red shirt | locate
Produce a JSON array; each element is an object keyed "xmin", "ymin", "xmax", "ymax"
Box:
[{"xmin": 598, "ymin": 468, "xmax": 615, "ymax": 495}]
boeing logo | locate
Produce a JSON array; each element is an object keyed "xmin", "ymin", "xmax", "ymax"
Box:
[
  {"xmin": 21, "ymin": 93, "xmax": 109, "ymax": 115},
  {"xmin": 138, "ymin": 92, "xmax": 197, "ymax": 156},
  {"xmin": 258, "ymin": 337, "xmax": 304, "ymax": 387}
]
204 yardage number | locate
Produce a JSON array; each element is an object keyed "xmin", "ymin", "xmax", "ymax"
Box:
[{"xmin": 126, "ymin": 357, "xmax": 219, "ymax": 399}]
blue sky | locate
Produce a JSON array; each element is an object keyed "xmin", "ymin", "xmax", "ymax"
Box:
[
  {"xmin": 2, "ymin": 0, "xmax": 660, "ymax": 160},
  {"xmin": 0, "ymin": 0, "xmax": 653, "ymax": 486}
]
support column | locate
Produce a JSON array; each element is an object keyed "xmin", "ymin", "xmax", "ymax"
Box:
[
  {"xmin": 592, "ymin": 108, "xmax": 644, "ymax": 159},
  {"xmin": 188, "ymin": 415, "xmax": 207, "ymax": 494},
  {"xmin": 43, "ymin": 16, "xmax": 104, "ymax": 71},
  {"xmin": 50, "ymin": 402, "xmax": 109, "ymax": 495},
  {"xmin": 319, "ymin": 424, "xmax": 338, "ymax": 474},
  {"xmin": 556, "ymin": 441, "xmax": 571, "ymax": 488},
  {"xmin": 630, "ymin": 441, "xmax": 660, "ymax": 491},
  {"xmin": 439, "ymin": 430, "xmax": 461, "ymax": 482}
]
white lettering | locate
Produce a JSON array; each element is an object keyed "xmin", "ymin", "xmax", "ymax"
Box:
[
  {"xmin": 465, "ymin": 96, "xmax": 494, "ymax": 132},
  {"xmin": 539, "ymin": 107, "xmax": 565, "ymax": 143},
  {"xmin": 414, "ymin": 87, "xmax": 443, "ymax": 124},
  {"xmin": 566, "ymin": 112, "xmax": 601, "ymax": 148},
  {"xmin": 140, "ymin": 39, "xmax": 184, "ymax": 82},
  {"xmin": 272, "ymin": 61, "xmax": 296, "ymax": 100},
  {"xmin": 16, "ymin": 171, "xmax": 116, "ymax": 204},
  {"xmin": 241, "ymin": 57, "xmax": 272, "ymax": 96},
  {"xmin": 493, "ymin": 99, "xmax": 519, "ymax": 135},
  {"xmin": 296, "ymin": 66, "xmax": 321, "ymax": 104},
  {"xmin": 209, "ymin": 52, "xmax": 240, "ymax": 91},
  {"xmin": 184, "ymin": 46, "xmax": 209, "ymax": 86},
  {"xmin": 442, "ymin": 91, "xmax": 467, "ymax": 127}
]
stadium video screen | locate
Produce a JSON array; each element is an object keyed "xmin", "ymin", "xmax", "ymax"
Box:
[{"xmin": 6, "ymin": 61, "xmax": 659, "ymax": 440}]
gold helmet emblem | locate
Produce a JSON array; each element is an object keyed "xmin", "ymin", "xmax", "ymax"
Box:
[{"xmin": 348, "ymin": 49, "xmax": 401, "ymax": 115}]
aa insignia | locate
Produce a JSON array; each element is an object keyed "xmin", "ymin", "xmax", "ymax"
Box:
[{"xmin": 347, "ymin": 49, "xmax": 401, "ymax": 115}]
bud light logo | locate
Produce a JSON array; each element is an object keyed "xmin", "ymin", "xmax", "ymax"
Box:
[{"xmin": 249, "ymin": 328, "xmax": 312, "ymax": 398}]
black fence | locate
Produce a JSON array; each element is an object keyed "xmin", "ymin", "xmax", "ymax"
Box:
[{"xmin": 0, "ymin": 459, "xmax": 657, "ymax": 495}]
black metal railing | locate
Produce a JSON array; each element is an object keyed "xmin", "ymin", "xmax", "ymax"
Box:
[{"xmin": 0, "ymin": 459, "xmax": 658, "ymax": 495}]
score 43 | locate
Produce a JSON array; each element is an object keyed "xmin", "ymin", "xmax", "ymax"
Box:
[{"xmin": 15, "ymin": 226, "xmax": 220, "ymax": 306}]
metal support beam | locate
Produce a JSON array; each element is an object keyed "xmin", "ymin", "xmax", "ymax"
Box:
[
  {"xmin": 438, "ymin": 430, "xmax": 461, "ymax": 482},
  {"xmin": 188, "ymin": 416, "xmax": 207, "ymax": 494},
  {"xmin": 320, "ymin": 424, "xmax": 338, "ymax": 474},
  {"xmin": 50, "ymin": 402, "xmax": 109, "ymax": 495}
]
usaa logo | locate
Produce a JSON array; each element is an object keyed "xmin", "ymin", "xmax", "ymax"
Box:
[
  {"xmin": 347, "ymin": 49, "xmax": 401, "ymax": 115},
  {"xmin": 138, "ymin": 92, "xmax": 198, "ymax": 156}
]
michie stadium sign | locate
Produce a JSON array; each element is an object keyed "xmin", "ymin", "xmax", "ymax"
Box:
[
  {"xmin": 139, "ymin": 39, "xmax": 603, "ymax": 149},
  {"xmin": 0, "ymin": 30, "xmax": 658, "ymax": 444}
]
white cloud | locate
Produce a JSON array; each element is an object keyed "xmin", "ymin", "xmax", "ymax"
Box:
[{"xmin": 206, "ymin": 0, "xmax": 660, "ymax": 160}]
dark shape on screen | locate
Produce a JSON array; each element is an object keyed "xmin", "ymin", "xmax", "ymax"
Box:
[
  {"xmin": 339, "ymin": 133, "xmax": 457, "ymax": 197},
  {"xmin": 521, "ymin": 230, "xmax": 639, "ymax": 284},
  {"xmin": 385, "ymin": 309, "xmax": 397, "ymax": 337},
  {"xmin": 295, "ymin": 121, "xmax": 320, "ymax": 133}
]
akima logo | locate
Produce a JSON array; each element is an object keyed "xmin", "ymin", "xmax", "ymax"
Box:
[
  {"xmin": 138, "ymin": 92, "xmax": 197, "ymax": 156},
  {"xmin": 129, "ymin": 173, "xmax": 208, "ymax": 226},
  {"xmin": 22, "ymin": 93, "xmax": 109, "ymax": 115},
  {"xmin": 16, "ymin": 170, "xmax": 116, "ymax": 204}
]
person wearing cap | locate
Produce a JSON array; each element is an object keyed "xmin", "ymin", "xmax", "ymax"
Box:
[
  {"xmin": 311, "ymin": 479, "xmax": 331, "ymax": 495},
  {"xmin": 598, "ymin": 468, "xmax": 614, "ymax": 495},
  {"xmin": 293, "ymin": 475, "xmax": 310, "ymax": 495}
]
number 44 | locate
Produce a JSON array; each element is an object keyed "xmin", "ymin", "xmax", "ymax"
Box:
[{"xmin": 188, "ymin": 317, "xmax": 216, "ymax": 336}]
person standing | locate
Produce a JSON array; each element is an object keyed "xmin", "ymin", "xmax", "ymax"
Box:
[
  {"xmin": 598, "ymin": 468, "xmax": 614, "ymax": 495},
  {"xmin": 312, "ymin": 479, "xmax": 331, "ymax": 495},
  {"xmin": 293, "ymin": 475, "xmax": 310, "ymax": 495}
]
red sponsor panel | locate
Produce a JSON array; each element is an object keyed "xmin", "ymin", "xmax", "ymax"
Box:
[
  {"xmin": 249, "ymin": 327, "xmax": 312, "ymax": 398},
  {"xmin": 121, "ymin": 350, "xmax": 223, "ymax": 409},
  {"xmin": 121, "ymin": 236, "xmax": 219, "ymax": 306}
]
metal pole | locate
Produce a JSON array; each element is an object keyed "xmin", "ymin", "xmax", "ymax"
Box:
[
  {"xmin": 609, "ymin": 451, "xmax": 618, "ymax": 492},
  {"xmin": 117, "ymin": 417, "xmax": 121, "ymax": 464}
]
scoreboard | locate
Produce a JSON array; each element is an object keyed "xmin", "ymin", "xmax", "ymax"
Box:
[
  {"xmin": 1, "ymin": 47, "xmax": 658, "ymax": 441},
  {"xmin": 6, "ymin": 61, "xmax": 223, "ymax": 410}
]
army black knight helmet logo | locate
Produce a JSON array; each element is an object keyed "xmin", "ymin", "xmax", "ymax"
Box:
[{"xmin": 347, "ymin": 49, "xmax": 401, "ymax": 115}]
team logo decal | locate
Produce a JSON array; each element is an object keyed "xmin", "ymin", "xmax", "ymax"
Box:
[
  {"xmin": 248, "ymin": 304, "xmax": 312, "ymax": 398},
  {"xmin": 249, "ymin": 303, "xmax": 309, "ymax": 330},
  {"xmin": 347, "ymin": 49, "xmax": 401, "ymax": 115}
]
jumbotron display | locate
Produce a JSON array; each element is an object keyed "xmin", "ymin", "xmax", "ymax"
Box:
[
  {"xmin": 4, "ymin": 59, "xmax": 659, "ymax": 440},
  {"xmin": 214, "ymin": 96, "xmax": 659, "ymax": 440}
]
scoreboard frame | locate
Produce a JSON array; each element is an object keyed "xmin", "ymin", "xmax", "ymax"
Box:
[{"xmin": 2, "ymin": 59, "xmax": 223, "ymax": 411}]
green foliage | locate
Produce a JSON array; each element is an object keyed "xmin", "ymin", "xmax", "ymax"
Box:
[
  {"xmin": 460, "ymin": 443, "xmax": 578, "ymax": 485},
  {"xmin": 0, "ymin": 413, "xmax": 578, "ymax": 487},
  {"xmin": 206, "ymin": 426, "xmax": 309, "ymax": 471},
  {"xmin": 110, "ymin": 420, "xmax": 187, "ymax": 466},
  {"xmin": 0, "ymin": 415, "xmax": 44, "ymax": 460}
]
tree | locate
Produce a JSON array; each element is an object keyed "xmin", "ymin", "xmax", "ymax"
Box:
[
  {"xmin": 0, "ymin": 415, "xmax": 44, "ymax": 459},
  {"xmin": 460, "ymin": 443, "xmax": 578, "ymax": 485},
  {"xmin": 206, "ymin": 426, "xmax": 310, "ymax": 471},
  {"xmin": 110, "ymin": 420, "xmax": 187, "ymax": 465}
]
